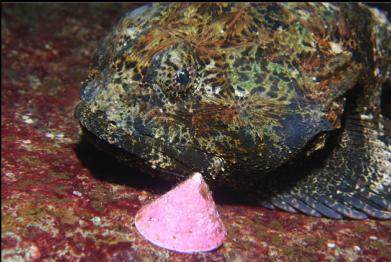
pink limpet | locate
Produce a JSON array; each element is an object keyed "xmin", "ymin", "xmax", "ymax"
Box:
[{"xmin": 135, "ymin": 172, "xmax": 227, "ymax": 253}]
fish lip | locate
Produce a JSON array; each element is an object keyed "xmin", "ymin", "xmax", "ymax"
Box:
[
  {"xmin": 75, "ymin": 102, "xmax": 212, "ymax": 175},
  {"xmin": 80, "ymin": 125, "xmax": 192, "ymax": 181}
]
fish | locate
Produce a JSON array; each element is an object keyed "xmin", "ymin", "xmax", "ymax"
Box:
[{"xmin": 75, "ymin": 3, "xmax": 391, "ymax": 219}]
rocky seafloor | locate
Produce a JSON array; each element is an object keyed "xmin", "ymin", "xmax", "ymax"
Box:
[{"xmin": 2, "ymin": 3, "xmax": 390, "ymax": 261}]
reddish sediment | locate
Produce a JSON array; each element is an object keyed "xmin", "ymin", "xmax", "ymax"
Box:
[{"xmin": 2, "ymin": 4, "xmax": 390, "ymax": 261}]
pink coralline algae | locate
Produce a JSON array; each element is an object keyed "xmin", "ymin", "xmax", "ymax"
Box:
[{"xmin": 135, "ymin": 173, "xmax": 227, "ymax": 253}]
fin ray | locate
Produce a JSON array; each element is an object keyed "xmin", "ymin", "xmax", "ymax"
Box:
[{"xmin": 257, "ymin": 113, "xmax": 390, "ymax": 220}]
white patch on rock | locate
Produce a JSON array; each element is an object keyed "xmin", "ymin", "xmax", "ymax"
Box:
[
  {"xmin": 72, "ymin": 191, "xmax": 82, "ymax": 197},
  {"xmin": 22, "ymin": 115, "xmax": 34, "ymax": 124},
  {"xmin": 91, "ymin": 216, "xmax": 101, "ymax": 226}
]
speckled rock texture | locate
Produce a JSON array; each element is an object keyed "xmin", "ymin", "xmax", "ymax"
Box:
[{"xmin": 1, "ymin": 4, "xmax": 391, "ymax": 261}]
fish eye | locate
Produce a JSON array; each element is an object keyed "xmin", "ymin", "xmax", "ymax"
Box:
[
  {"xmin": 149, "ymin": 44, "xmax": 199, "ymax": 102},
  {"xmin": 176, "ymin": 69, "xmax": 190, "ymax": 86}
]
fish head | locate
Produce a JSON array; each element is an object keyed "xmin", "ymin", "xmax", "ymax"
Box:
[{"xmin": 76, "ymin": 3, "xmax": 362, "ymax": 181}]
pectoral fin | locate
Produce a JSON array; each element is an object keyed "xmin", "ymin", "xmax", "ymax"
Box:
[{"xmin": 259, "ymin": 114, "xmax": 391, "ymax": 219}]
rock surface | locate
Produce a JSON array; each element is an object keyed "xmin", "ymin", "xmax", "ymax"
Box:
[{"xmin": 2, "ymin": 3, "xmax": 391, "ymax": 261}]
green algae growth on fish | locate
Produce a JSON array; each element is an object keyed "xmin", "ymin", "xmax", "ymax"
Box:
[{"xmin": 75, "ymin": 3, "xmax": 391, "ymax": 220}]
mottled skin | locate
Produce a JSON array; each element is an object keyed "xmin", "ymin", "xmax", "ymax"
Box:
[{"xmin": 75, "ymin": 3, "xmax": 391, "ymax": 219}]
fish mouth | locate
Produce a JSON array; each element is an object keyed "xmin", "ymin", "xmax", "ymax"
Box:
[{"xmin": 75, "ymin": 102, "xmax": 213, "ymax": 179}]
